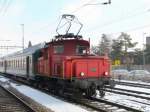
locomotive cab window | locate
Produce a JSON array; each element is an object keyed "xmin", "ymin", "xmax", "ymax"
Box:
[
  {"xmin": 54, "ymin": 45, "xmax": 64, "ymax": 54},
  {"xmin": 76, "ymin": 45, "xmax": 88, "ymax": 55}
]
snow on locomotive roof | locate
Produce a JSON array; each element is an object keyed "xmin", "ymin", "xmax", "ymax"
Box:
[{"xmin": 1, "ymin": 42, "xmax": 46, "ymax": 58}]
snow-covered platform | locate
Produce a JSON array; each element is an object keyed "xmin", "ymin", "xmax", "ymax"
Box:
[{"xmin": 0, "ymin": 75, "xmax": 89, "ymax": 112}]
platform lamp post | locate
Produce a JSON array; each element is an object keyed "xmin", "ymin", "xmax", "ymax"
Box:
[
  {"xmin": 143, "ymin": 32, "xmax": 146, "ymax": 69},
  {"xmin": 21, "ymin": 24, "xmax": 24, "ymax": 51}
]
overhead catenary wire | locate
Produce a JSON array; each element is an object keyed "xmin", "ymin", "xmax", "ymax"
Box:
[
  {"xmin": 0, "ymin": 45, "xmax": 22, "ymax": 49},
  {"xmin": 26, "ymin": 1, "xmax": 150, "ymax": 36},
  {"xmin": 70, "ymin": 0, "xmax": 94, "ymax": 13},
  {"xmin": 86, "ymin": 7, "xmax": 150, "ymax": 33},
  {"xmin": 64, "ymin": 0, "xmax": 150, "ymax": 35},
  {"xmin": 98, "ymin": 23, "xmax": 150, "ymax": 36},
  {"xmin": 68, "ymin": 0, "xmax": 150, "ymax": 37},
  {"xmin": 82, "ymin": 0, "xmax": 111, "ymax": 6},
  {"xmin": 27, "ymin": 0, "xmax": 110, "ymax": 36},
  {"xmin": 71, "ymin": 0, "xmax": 111, "ymax": 13},
  {"xmin": 0, "ymin": 0, "xmax": 8, "ymax": 15},
  {"xmin": 0, "ymin": 40, "xmax": 11, "ymax": 41},
  {"xmin": 28, "ymin": 17, "xmax": 60, "ymax": 36},
  {"xmin": 28, "ymin": 0, "xmax": 150, "ymax": 43},
  {"xmin": 2, "ymin": 0, "xmax": 12, "ymax": 16}
]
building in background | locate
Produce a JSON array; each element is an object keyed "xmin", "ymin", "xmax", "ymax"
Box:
[{"xmin": 146, "ymin": 37, "xmax": 150, "ymax": 46}]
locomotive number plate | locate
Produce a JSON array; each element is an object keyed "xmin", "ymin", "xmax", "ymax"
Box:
[{"xmin": 91, "ymin": 68, "xmax": 96, "ymax": 72}]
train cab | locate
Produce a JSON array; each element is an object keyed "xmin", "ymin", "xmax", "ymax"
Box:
[
  {"xmin": 51, "ymin": 35, "xmax": 90, "ymax": 56},
  {"xmin": 36, "ymin": 14, "xmax": 113, "ymax": 97},
  {"xmin": 37, "ymin": 34, "xmax": 90, "ymax": 77}
]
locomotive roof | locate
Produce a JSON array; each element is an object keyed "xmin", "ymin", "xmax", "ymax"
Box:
[
  {"xmin": 48, "ymin": 38, "xmax": 89, "ymax": 45},
  {"xmin": 47, "ymin": 34, "xmax": 89, "ymax": 45},
  {"xmin": 1, "ymin": 42, "xmax": 45, "ymax": 58}
]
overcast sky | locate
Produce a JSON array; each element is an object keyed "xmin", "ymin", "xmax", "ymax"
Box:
[{"xmin": 0, "ymin": 0, "xmax": 150, "ymax": 55}]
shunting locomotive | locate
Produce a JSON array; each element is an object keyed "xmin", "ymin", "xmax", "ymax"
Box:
[{"xmin": 0, "ymin": 14, "xmax": 114, "ymax": 97}]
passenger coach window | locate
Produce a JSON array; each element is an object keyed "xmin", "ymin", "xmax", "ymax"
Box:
[
  {"xmin": 76, "ymin": 45, "xmax": 87, "ymax": 54},
  {"xmin": 54, "ymin": 45, "xmax": 64, "ymax": 54}
]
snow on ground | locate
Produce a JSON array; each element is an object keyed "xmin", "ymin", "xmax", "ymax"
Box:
[
  {"xmin": 111, "ymin": 80, "xmax": 150, "ymax": 111},
  {"xmin": 103, "ymin": 92, "xmax": 150, "ymax": 112},
  {"xmin": 0, "ymin": 76, "xmax": 89, "ymax": 112},
  {"xmin": 1, "ymin": 75, "xmax": 150, "ymax": 112},
  {"xmin": 116, "ymin": 84, "xmax": 150, "ymax": 93},
  {"xmin": 0, "ymin": 76, "xmax": 10, "ymax": 82},
  {"xmin": 115, "ymin": 79, "xmax": 150, "ymax": 85}
]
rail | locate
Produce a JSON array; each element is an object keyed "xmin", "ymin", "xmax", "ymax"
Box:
[
  {"xmin": 89, "ymin": 97, "xmax": 142, "ymax": 112},
  {"xmin": 0, "ymin": 73, "xmax": 143, "ymax": 112},
  {"xmin": 0, "ymin": 85, "xmax": 36, "ymax": 112},
  {"xmin": 115, "ymin": 80, "xmax": 150, "ymax": 89}
]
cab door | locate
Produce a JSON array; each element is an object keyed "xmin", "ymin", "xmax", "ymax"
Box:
[{"xmin": 4, "ymin": 60, "xmax": 7, "ymax": 73}]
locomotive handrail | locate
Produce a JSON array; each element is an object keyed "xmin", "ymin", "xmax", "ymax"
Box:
[
  {"xmin": 70, "ymin": 60, "xmax": 73, "ymax": 81},
  {"xmin": 62, "ymin": 61, "xmax": 65, "ymax": 79}
]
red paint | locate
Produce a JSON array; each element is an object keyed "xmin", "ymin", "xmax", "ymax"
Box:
[{"xmin": 37, "ymin": 38, "xmax": 111, "ymax": 79}]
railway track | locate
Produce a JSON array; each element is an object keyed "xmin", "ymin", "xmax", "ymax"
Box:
[
  {"xmin": 0, "ymin": 74, "xmax": 143, "ymax": 112},
  {"xmin": 35, "ymin": 87, "xmax": 143, "ymax": 112},
  {"xmin": 107, "ymin": 86, "xmax": 150, "ymax": 95},
  {"xmin": 0, "ymin": 85, "xmax": 36, "ymax": 112},
  {"xmin": 115, "ymin": 81, "xmax": 150, "ymax": 89},
  {"xmin": 105, "ymin": 87, "xmax": 150, "ymax": 100},
  {"xmin": 71, "ymin": 96, "xmax": 142, "ymax": 112}
]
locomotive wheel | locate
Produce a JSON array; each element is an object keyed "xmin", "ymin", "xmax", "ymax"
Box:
[
  {"xmin": 99, "ymin": 86, "xmax": 105, "ymax": 98},
  {"xmin": 109, "ymin": 80, "xmax": 116, "ymax": 88},
  {"xmin": 85, "ymin": 84, "xmax": 96, "ymax": 97},
  {"xmin": 86, "ymin": 88, "xmax": 96, "ymax": 97},
  {"xmin": 32, "ymin": 82, "xmax": 38, "ymax": 88},
  {"xmin": 58, "ymin": 86, "xmax": 65, "ymax": 96},
  {"xmin": 99, "ymin": 89, "xmax": 105, "ymax": 98},
  {"xmin": 85, "ymin": 88, "xmax": 92, "ymax": 97}
]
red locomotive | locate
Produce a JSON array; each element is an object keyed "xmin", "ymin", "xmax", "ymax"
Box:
[{"xmin": 0, "ymin": 15, "xmax": 114, "ymax": 97}]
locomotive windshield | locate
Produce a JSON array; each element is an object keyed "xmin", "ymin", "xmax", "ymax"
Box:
[{"xmin": 76, "ymin": 45, "xmax": 88, "ymax": 55}]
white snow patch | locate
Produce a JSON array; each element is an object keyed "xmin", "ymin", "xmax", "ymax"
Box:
[
  {"xmin": 116, "ymin": 85, "xmax": 150, "ymax": 93},
  {"xmin": 103, "ymin": 92, "xmax": 150, "ymax": 112},
  {"xmin": 115, "ymin": 79, "xmax": 150, "ymax": 86},
  {"xmin": 0, "ymin": 76, "xmax": 89, "ymax": 112},
  {"xmin": 11, "ymin": 84, "xmax": 89, "ymax": 112},
  {"xmin": 0, "ymin": 77, "xmax": 10, "ymax": 82}
]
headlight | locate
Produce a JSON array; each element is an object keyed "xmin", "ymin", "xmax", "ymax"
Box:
[
  {"xmin": 104, "ymin": 72, "xmax": 108, "ymax": 76},
  {"xmin": 80, "ymin": 72, "xmax": 85, "ymax": 76}
]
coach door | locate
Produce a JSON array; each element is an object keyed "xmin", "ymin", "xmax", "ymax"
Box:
[
  {"xmin": 4, "ymin": 60, "xmax": 7, "ymax": 73},
  {"xmin": 26, "ymin": 56, "xmax": 29, "ymax": 78}
]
